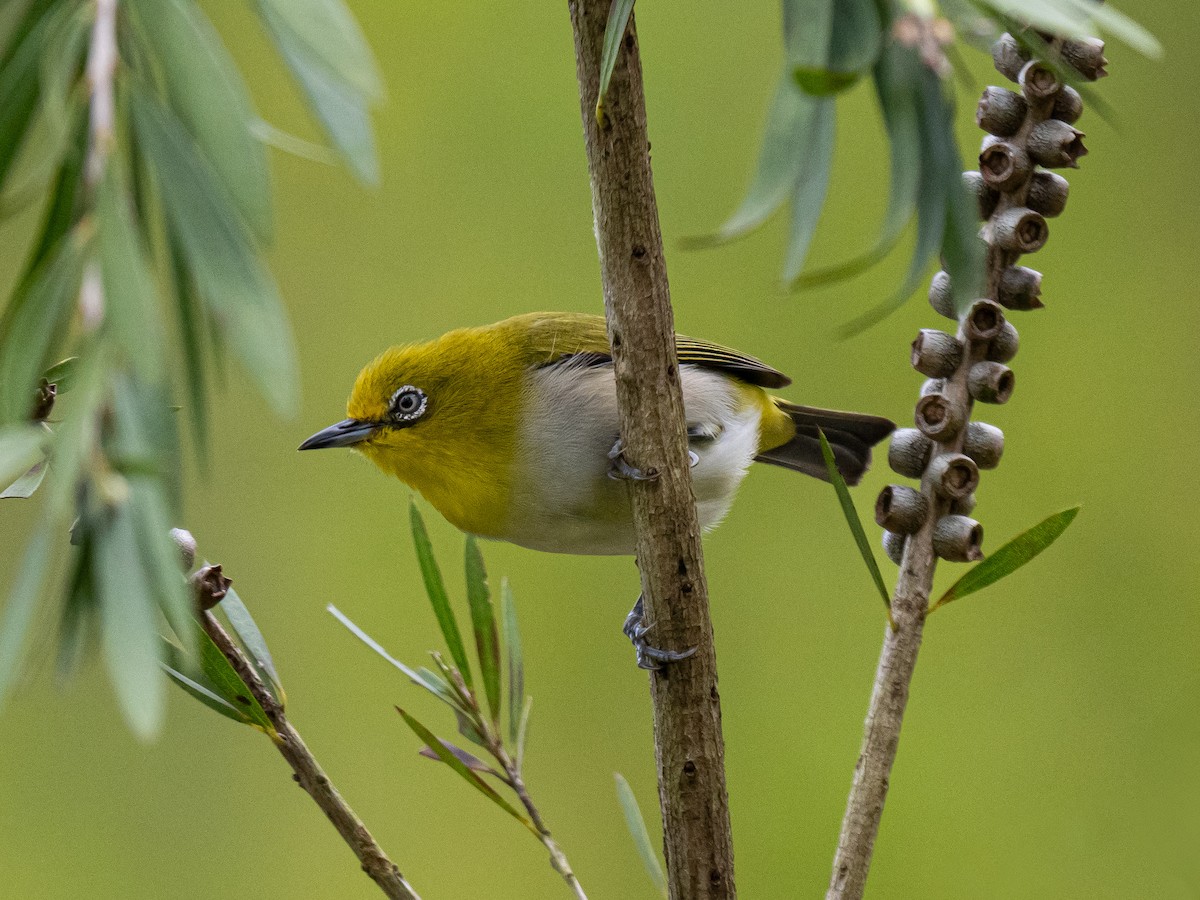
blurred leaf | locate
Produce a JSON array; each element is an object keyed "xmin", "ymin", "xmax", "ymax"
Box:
[
  {"xmin": 781, "ymin": 98, "xmax": 835, "ymax": 283},
  {"xmin": 794, "ymin": 68, "xmax": 861, "ymax": 95},
  {"xmin": 979, "ymin": 0, "xmax": 1160, "ymax": 56},
  {"xmin": 818, "ymin": 429, "xmax": 892, "ymax": 617},
  {"xmin": 0, "ymin": 0, "xmax": 38, "ymax": 59},
  {"xmin": 0, "ymin": 425, "xmax": 46, "ymax": 488},
  {"xmin": 57, "ymin": 540, "xmax": 95, "ymax": 681},
  {"xmin": 465, "ymin": 537, "xmax": 501, "ymax": 726},
  {"xmin": 162, "ymin": 640, "xmax": 254, "ymax": 726},
  {"xmin": 17, "ymin": 103, "xmax": 87, "ymax": 285},
  {"xmin": 792, "ymin": 0, "xmax": 881, "ymax": 96},
  {"xmin": 166, "ymin": 225, "xmax": 210, "ymax": 459},
  {"xmin": 128, "ymin": 476, "xmax": 192, "ymax": 651},
  {"xmin": 930, "ymin": 507, "xmax": 1081, "ymax": 612},
  {"xmin": 221, "ymin": 587, "xmax": 285, "ymax": 706},
  {"xmin": 42, "ymin": 356, "xmax": 77, "ymax": 392},
  {"xmin": 596, "ymin": 0, "xmax": 634, "ymax": 124},
  {"xmin": 500, "ymin": 577, "xmax": 523, "ymax": 748},
  {"xmin": 409, "ymin": 500, "xmax": 473, "ymax": 687},
  {"xmin": 256, "ymin": 0, "xmax": 380, "ymax": 183},
  {"xmin": 0, "ymin": 519, "xmax": 52, "ymax": 712},
  {"xmin": 96, "ymin": 501, "xmax": 167, "ymax": 740},
  {"xmin": 0, "ymin": 0, "xmax": 48, "ymax": 194},
  {"xmin": 0, "ymin": 457, "xmax": 47, "ymax": 499},
  {"xmin": 397, "ymin": 707, "xmax": 535, "ymax": 834},
  {"xmin": 418, "ymin": 740, "xmax": 509, "ymax": 784},
  {"xmin": 614, "ymin": 773, "xmax": 667, "ymax": 898},
  {"xmin": 130, "ymin": 86, "xmax": 298, "ymax": 417},
  {"xmin": 129, "ymin": 0, "xmax": 272, "ymax": 241}
]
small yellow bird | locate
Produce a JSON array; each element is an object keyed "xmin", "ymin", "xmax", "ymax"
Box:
[{"xmin": 300, "ymin": 312, "xmax": 893, "ymax": 664}]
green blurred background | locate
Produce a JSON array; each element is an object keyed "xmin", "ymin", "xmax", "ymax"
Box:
[{"xmin": 3, "ymin": 2, "xmax": 1198, "ymax": 897}]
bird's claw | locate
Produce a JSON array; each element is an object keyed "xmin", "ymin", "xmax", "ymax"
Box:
[
  {"xmin": 607, "ymin": 439, "xmax": 658, "ymax": 482},
  {"xmin": 622, "ymin": 595, "xmax": 697, "ymax": 671}
]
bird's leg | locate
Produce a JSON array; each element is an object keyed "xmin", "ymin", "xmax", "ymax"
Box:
[
  {"xmin": 622, "ymin": 594, "xmax": 697, "ymax": 671},
  {"xmin": 607, "ymin": 437, "xmax": 658, "ymax": 481}
]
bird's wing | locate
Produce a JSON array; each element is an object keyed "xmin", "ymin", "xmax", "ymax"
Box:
[{"xmin": 515, "ymin": 312, "xmax": 791, "ymax": 389}]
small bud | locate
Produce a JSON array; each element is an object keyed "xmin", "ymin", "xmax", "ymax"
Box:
[
  {"xmin": 1026, "ymin": 171, "xmax": 1069, "ymax": 218},
  {"xmin": 952, "ymin": 492, "xmax": 977, "ymax": 516},
  {"xmin": 962, "ymin": 171, "xmax": 999, "ymax": 220},
  {"xmin": 875, "ymin": 485, "xmax": 929, "ymax": 535},
  {"xmin": 928, "ymin": 454, "xmax": 980, "ymax": 500},
  {"xmin": 191, "ymin": 564, "xmax": 232, "ymax": 611},
  {"xmin": 967, "ymin": 361, "xmax": 1015, "ymax": 404},
  {"xmin": 1051, "ymin": 85, "xmax": 1083, "ymax": 124},
  {"xmin": 928, "ymin": 270, "xmax": 957, "ymax": 318},
  {"xmin": 883, "ymin": 530, "xmax": 907, "ymax": 566},
  {"xmin": 170, "ymin": 528, "xmax": 197, "ymax": 571},
  {"xmin": 997, "ymin": 266, "xmax": 1044, "ymax": 310},
  {"xmin": 911, "ymin": 329, "xmax": 963, "ymax": 379},
  {"xmin": 991, "ymin": 33, "xmax": 1029, "ymax": 82},
  {"xmin": 888, "ymin": 428, "xmax": 933, "ymax": 479},
  {"xmin": 915, "ymin": 393, "xmax": 965, "ymax": 442},
  {"xmin": 963, "ymin": 299, "xmax": 1006, "ymax": 343},
  {"xmin": 1060, "ymin": 37, "xmax": 1107, "ymax": 81},
  {"xmin": 1028, "ymin": 120, "xmax": 1087, "ymax": 169},
  {"xmin": 991, "ymin": 207, "xmax": 1048, "ymax": 253},
  {"xmin": 979, "ymin": 139, "xmax": 1032, "ymax": 193},
  {"xmin": 962, "ymin": 422, "xmax": 1005, "ymax": 469},
  {"xmin": 933, "ymin": 515, "xmax": 984, "ymax": 562},
  {"xmin": 920, "ymin": 378, "xmax": 945, "ymax": 398},
  {"xmin": 32, "ymin": 380, "xmax": 57, "ymax": 422},
  {"xmin": 1018, "ymin": 61, "xmax": 1061, "ymax": 103},
  {"xmin": 976, "ymin": 87, "xmax": 1027, "ymax": 137},
  {"xmin": 987, "ymin": 321, "xmax": 1019, "ymax": 363}
]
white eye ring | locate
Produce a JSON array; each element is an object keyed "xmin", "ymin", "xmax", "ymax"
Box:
[{"xmin": 389, "ymin": 385, "xmax": 427, "ymax": 423}]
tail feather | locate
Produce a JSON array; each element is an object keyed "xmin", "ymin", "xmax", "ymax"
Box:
[{"xmin": 755, "ymin": 401, "xmax": 895, "ymax": 486}]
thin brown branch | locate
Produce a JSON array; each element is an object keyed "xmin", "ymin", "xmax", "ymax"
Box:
[
  {"xmin": 567, "ymin": 4, "xmax": 734, "ymax": 898},
  {"xmin": 199, "ymin": 610, "xmax": 421, "ymax": 900}
]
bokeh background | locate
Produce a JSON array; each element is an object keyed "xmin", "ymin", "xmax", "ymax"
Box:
[{"xmin": 2, "ymin": 2, "xmax": 1199, "ymax": 898}]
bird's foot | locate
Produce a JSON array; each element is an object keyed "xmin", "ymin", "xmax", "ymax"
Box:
[
  {"xmin": 607, "ymin": 439, "xmax": 658, "ymax": 481},
  {"xmin": 622, "ymin": 595, "xmax": 697, "ymax": 671}
]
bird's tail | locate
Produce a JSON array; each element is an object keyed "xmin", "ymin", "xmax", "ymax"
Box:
[{"xmin": 754, "ymin": 400, "xmax": 895, "ymax": 486}]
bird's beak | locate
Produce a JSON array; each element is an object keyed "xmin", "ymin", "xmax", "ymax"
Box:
[{"xmin": 298, "ymin": 419, "xmax": 379, "ymax": 451}]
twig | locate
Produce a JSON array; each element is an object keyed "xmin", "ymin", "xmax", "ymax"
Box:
[
  {"xmin": 567, "ymin": 4, "xmax": 735, "ymax": 898},
  {"xmin": 199, "ymin": 610, "xmax": 421, "ymax": 900},
  {"xmin": 827, "ymin": 35, "xmax": 1097, "ymax": 899}
]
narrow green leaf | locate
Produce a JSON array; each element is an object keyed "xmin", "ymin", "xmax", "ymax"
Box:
[
  {"xmin": 128, "ymin": 0, "xmax": 272, "ymax": 241},
  {"xmin": 1062, "ymin": 0, "xmax": 1160, "ymax": 56},
  {"xmin": 418, "ymin": 740, "xmax": 509, "ymax": 784},
  {"xmin": 615, "ymin": 773, "xmax": 668, "ymax": 897},
  {"xmin": 596, "ymin": 0, "xmax": 635, "ymax": 124},
  {"xmin": 96, "ymin": 502, "xmax": 167, "ymax": 740},
  {"xmin": 826, "ymin": 0, "xmax": 882, "ymax": 73},
  {"xmin": 0, "ymin": 0, "xmax": 38, "ymax": 60},
  {"xmin": 162, "ymin": 659, "xmax": 253, "ymax": 726},
  {"xmin": 127, "ymin": 478, "xmax": 192, "ymax": 653},
  {"xmin": 465, "ymin": 537, "xmax": 501, "ymax": 726},
  {"xmin": 412, "ymin": 665, "xmax": 472, "ymax": 715},
  {"xmin": 818, "ymin": 429, "xmax": 892, "ymax": 616},
  {"xmin": 0, "ymin": 457, "xmax": 46, "ymax": 498},
  {"xmin": 193, "ymin": 623, "xmax": 275, "ymax": 733},
  {"xmin": 327, "ymin": 603, "xmax": 442, "ymax": 693},
  {"xmin": 0, "ymin": 425, "xmax": 46, "ymax": 488},
  {"xmin": 166, "ymin": 224, "xmax": 210, "ymax": 460},
  {"xmin": 130, "ymin": 86, "xmax": 298, "ymax": 417},
  {"xmin": 0, "ymin": 519, "xmax": 53, "ymax": 712},
  {"xmin": 409, "ymin": 500, "xmax": 472, "ymax": 687},
  {"xmin": 41, "ymin": 356, "xmax": 77, "ymax": 392},
  {"xmin": 500, "ymin": 577, "xmax": 524, "ymax": 748},
  {"xmin": 516, "ymin": 695, "xmax": 532, "ymax": 774},
  {"xmin": 57, "ymin": 539, "xmax": 94, "ymax": 681},
  {"xmin": 983, "ymin": 0, "xmax": 1159, "ymax": 56},
  {"xmin": 931, "ymin": 507, "xmax": 1081, "ymax": 611},
  {"xmin": 793, "ymin": 68, "xmax": 861, "ymax": 95},
  {"xmin": 221, "ymin": 587, "xmax": 285, "ymax": 706},
  {"xmin": 397, "ymin": 707, "xmax": 535, "ymax": 834},
  {"xmin": 782, "ymin": 98, "xmax": 835, "ymax": 283},
  {"xmin": 254, "ymin": 0, "xmax": 382, "ymax": 99},
  {"xmin": 17, "ymin": 102, "xmax": 87, "ymax": 285},
  {"xmin": 0, "ymin": 1, "xmax": 47, "ymax": 194}
]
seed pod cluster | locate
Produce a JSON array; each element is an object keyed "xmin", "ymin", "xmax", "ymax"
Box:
[{"xmin": 883, "ymin": 31, "xmax": 1098, "ymax": 572}]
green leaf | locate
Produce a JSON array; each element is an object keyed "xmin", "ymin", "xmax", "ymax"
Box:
[
  {"xmin": 465, "ymin": 537, "xmax": 501, "ymax": 726},
  {"xmin": 130, "ymin": 86, "xmax": 298, "ymax": 417},
  {"xmin": 327, "ymin": 603, "xmax": 456, "ymax": 704},
  {"xmin": 781, "ymin": 98, "xmax": 835, "ymax": 283},
  {"xmin": 516, "ymin": 694, "xmax": 532, "ymax": 774},
  {"xmin": 166, "ymin": 224, "xmax": 210, "ymax": 460},
  {"xmin": 42, "ymin": 356, "xmax": 77, "ymax": 392},
  {"xmin": 161, "ymin": 640, "xmax": 254, "ymax": 727},
  {"xmin": 418, "ymin": 740, "xmax": 509, "ymax": 784},
  {"xmin": 128, "ymin": 477, "xmax": 192, "ymax": 652},
  {"xmin": 500, "ymin": 577, "xmax": 523, "ymax": 748},
  {"xmin": 256, "ymin": 0, "xmax": 380, "ymax": 183},
  {"xmin": 0, "ymin": 0, "xmax": 48, "ymax": 194},
  {"xmin": 221, "ymin": 587, "xmax": 285, "ymax": 706},
  {"xmin": 818, "ymin": 429, "xmax": 892, "ymax": 619},
  {"xmin": 614, "ymin": 773, "xmax": 667, "ymax": 898},
  {"xmin": 793, "ymin": 68, "xmax": 861, "ymax": 95},
  {"xmin": 0, "ymin": 457, "xmax": 46, "ymax": 498},
  {"xmin": 981, "ymin": 0, "xmax": 1160, "ymax": 56},
  {"xmin": 930, "ymin": 507, "xmax": 1081, "ymax": 612},
  {"xmin": 191, "ymin": 623, "xmax": 275, "ymax": 733},
  {"xmin": 397, "ymin": 707, "xmax": 535, "ymax": 834},
  {"xmin": 128, "ymin": 0, "xmax": 272, "ymax": 242},
  {"xmin": 17, "ymin": 102, "xmax": 87, "ymax": 285},
  {"xmin": 596, "ymin": 0, "xmax": 635, "ymax": 125},
  {"xmin": 96, "ymin": 502, "xmax": 167, "ymax": 740},
  {"xmin": 0, "ymin": 425, "xmax": 46, "ymax": 488},
  {"xmin": 0, "ymin": 519, "xmax": 53, "ymax": 712},
  {"xmin": 57, "ymin": 540, "xmax": 95, "ymax": 681},
  {"xmin": 409, "ymin": 500, "xmax": 472, "ymax": 687}
]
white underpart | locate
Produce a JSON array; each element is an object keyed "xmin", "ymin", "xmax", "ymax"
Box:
[{"xmin": 508, "ymin": 362, "xmax": 761, "ymax": 555}]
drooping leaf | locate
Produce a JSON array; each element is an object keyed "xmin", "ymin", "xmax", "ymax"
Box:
[
  {"xmin": 409, "ymin": 500, "xmax": 472, "ymax": 686},
  {"xmin": 818, "ymin": 429, "xmax": 892, "ymax": 619},
  {"xmin": 327, "ymin": 603, "xmax": 435, "ymax": 691},
  {"xmin": 465, "ymin": 536, "xmax": 501, "ymax": 725},
  {"xmin": 191, "ymin": 622, "xmax": 275, "ymax": 734},
  {"xmin": 161, "ymin": 639, "xmax": 254, "ymax": 727},
  {"xmin": 500, "ymin": 577, "xmax": 524, "ymax": 748},
  {"xmin": 128, "ymin": 477, "xmax": 192, "ymax": 652},
  {"xmin": 0, "ymin": 425, "xmax": 46, "ymax": 488},
  {"xmin": 979, "ymin": 0, "xmax": 1159, "ymax": 56},
  {"xmin": 792, "ymin": 0, "xmax": 882, "ymax": 96},
  {"xmin": 418, "ymin": 739, "xmax": 509, "ymax": 784},
  {"xmin": 255, "ymin": 0, "xmax": 382, "ymax": 99},
  {"xmin": 220, "ymin": 587, "xmax": 285, "ymax": 706},
  {"xmin": 781, "ymin": 98, "xmax": 835, "ymax": 283},
  {"xmin": 930, "ymin": 507, "xmax": 1081, "ymax": 612},
  {"xmin": 614, "ymin": 773, "xmax": 667, "ymax": 898},
  {"xmin": 397, "ymin": 707, "xmax": 535, "ymax": 834},
  {"xmin": 596, "ymin": 0, "xmax": 635, "ymax": 125},
  {"xmin": 0, "ymin": 519, "xmax": 53, "ymax": 712}
]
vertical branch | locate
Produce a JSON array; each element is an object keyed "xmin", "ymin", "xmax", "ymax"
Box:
[{"xmin": 567, "ymin": 4, "xmax": 735, "ymax": 898}]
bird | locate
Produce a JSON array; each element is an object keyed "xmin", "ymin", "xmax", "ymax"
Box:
[{"xmin": 300, "ymin": 311, "xmax": 894, "ymax": 665}]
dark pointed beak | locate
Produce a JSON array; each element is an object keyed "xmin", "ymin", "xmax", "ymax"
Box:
[{"xmin": 298, "ymin": 419, "xmax": 379, "ymax": 451}]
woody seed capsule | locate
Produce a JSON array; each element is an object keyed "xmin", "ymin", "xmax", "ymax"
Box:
[
  {"xmin": 962, "ymin": 170, "xmax": 999, "ymax": 220},
  {"xmin": 928, "ymin": 270, "xmax": 957, "ymax": 319},
  {"xmin": 987, "ymin": 321, "xmax": 1019, "ymax": 363},
  {"xmin": 920, "ymin": 378, "xmax": 945, "ymax": 398},
  {"xmin": 888, "ymin": 428, "xmax": 933, "ymax": 479},
  {"xmin": 1052, "ymin": 86, "xmax": 1084, "ymax": 124},
  {"xmin": 1029, "ymin": 120, "xmax": 1088, "ymax": 169},
  {"xmin": 875, "ymin": 485, "xmax": 929, "ymax": 535},
  {"xmin": 1018, "ymin": 60, "xmax": 1061, "ymax": 102},
  {"xmin": 962, "ymin": 421, "xmax": 1005, "ymax": 469},
  {"xmin": 933, "ymin": 515, "xmax": 984, "ymax": 562},
  {"xmin": 915, "ymin": 394, "xmax": 964, "ymax": 442},
  {"xmin": 991, "ymin": 207, "xmax": 1048, "ymax": 253},
  {"xmin": 968, "ymin": 361, "xmax": 1015, "ymax": 404},
  {"xmin": 963, "ymin": 299, "xmax": 1006, "ymax": 343},
  {"xmin": 976, "ymin": 87, "xmax": 1028, "ymax": 137},
  {"xmin": 927, "ymin": 454, "xmax": 980, "ymax": 500},
  {"xmin": 883, "ymin": 530, "xmax": 907, "ymax": 566},
  {"xmin": 1061, "ymin": 38, "xmax": 1108, "ymax": 81},
  {"xmin": 1026, "ymin": 171, "xmax": 1070, "ymax": 218},
  {"xmin": 911, "ymin": 330, "xmax": 963, "ymax": 379},
  {"xmin": 997, "ymin": 266, "xmax": 1044, "ymax": 310},
  {"xmin": 979, "ymin": 139, "xmax": 1032, "ymax": 193},
  {"xmin": 991, "ymin": 33, "xmax": 1029, "ymax": 82}
]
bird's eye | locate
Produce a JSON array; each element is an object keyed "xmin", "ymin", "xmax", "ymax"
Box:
[{"xmin": 388, "ymin": 385, "xmax": 427, "ymax": 423}]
